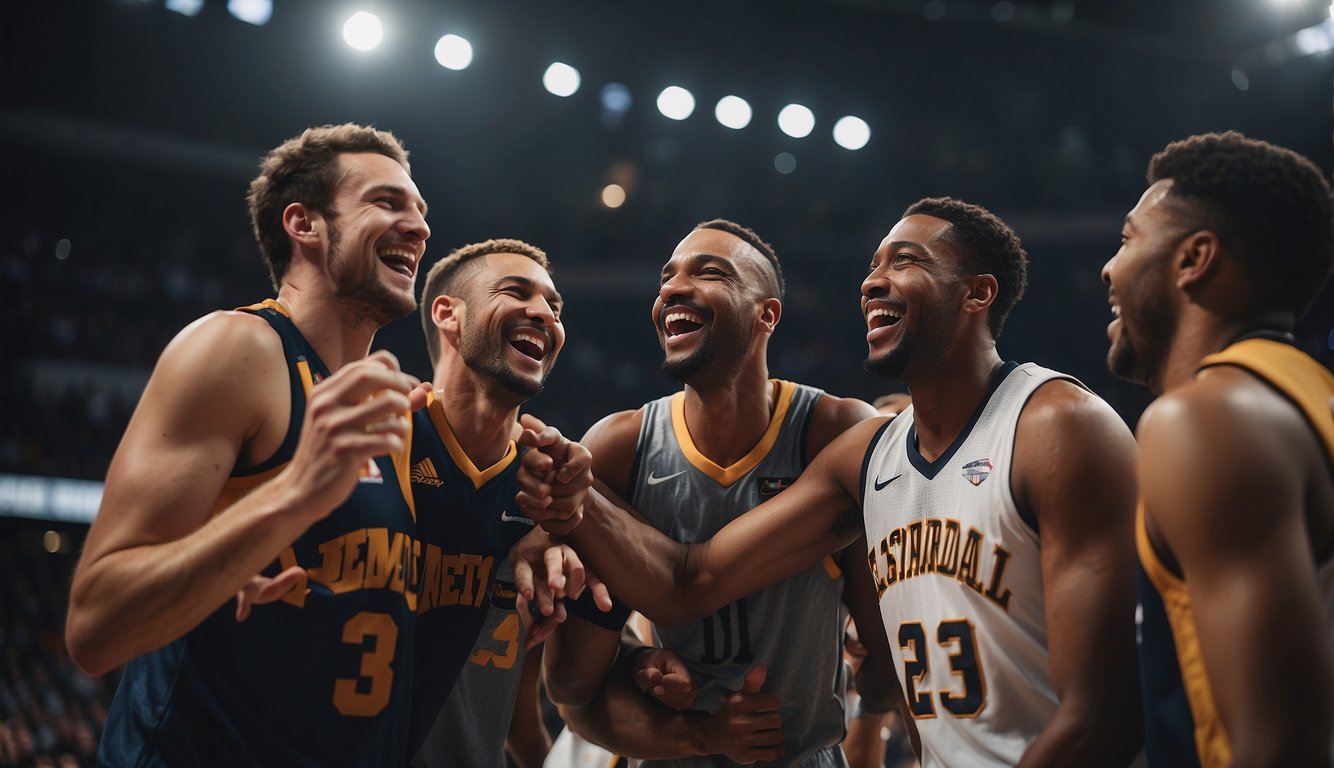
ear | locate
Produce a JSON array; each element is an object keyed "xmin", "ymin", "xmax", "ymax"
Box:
[
  {"xmin": 282, "ymin": 202, "xmax": 322, "ymax": 247},
  {"xmin": 757, "ymin": 297, "xmax": 782, "ymax": 334},
  {"xmin": 1174, "ymin": 230, "xmax": 1220, "ymax": 291},
  {"xmin": 961, "ymin": 273, "xmax": 998, "ymax": 316},
  {"xmin": 431, "ymin": 294, "xmax": 464, "ymax": 340}
]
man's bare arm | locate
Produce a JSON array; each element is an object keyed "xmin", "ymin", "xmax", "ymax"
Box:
[
  {"xmin": 1140, "ymin": 372, "xmax": 1333, "ymax": 767},
  {"xmin": 1013, "ymin": 381, "xmax": 1142, "ymax": 768},
  {"xmin": 66, "ymin": 313, "xmax": 419, "ymax": 674}
]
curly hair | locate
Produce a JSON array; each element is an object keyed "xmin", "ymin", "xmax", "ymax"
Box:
[
  {"xmin": 903, "ymin": 197, "xmax": 1029, "ymax": 339},
  {"xmin": 247, "ymin": 124, "xmax": 411, "ymax": 290},
  {"xmin": 1148, "ymin": 131, "xmax": 1333, "ymax": 317},
  {"xmin": 696, "ymin": 218, "xmax": 785, "ymax": 300},
  {"xmin": 419, "ymin": 238, "xmax": 551, "ymax": 365}
]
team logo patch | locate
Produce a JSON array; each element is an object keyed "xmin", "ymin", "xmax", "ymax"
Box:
[
  {"xmin": 358, "ymin": 457, "xmax": 384, "ymax": 484},
  {"xmin": 961, "ymin": 458, "xmax": 992, "ymax": 486},
  {"xmin": 410, "ymin": 457, "xmax": 444, "ymax": 487},
  {"xmin": 491, "ymin": 580, "xmax": 519, "ymax": 610},
  {"xmin": 758, "ymin": 477, "xmax": 796, "ymax": 497}
]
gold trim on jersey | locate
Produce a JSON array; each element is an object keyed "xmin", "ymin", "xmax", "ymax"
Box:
[
  {"xmin": 235, "ymin": 298, "xmax": 288, "ymax": 316},
  {"xmin": 821, "ymin": 555, "xmax": 841, "ymax": 580},
  {"xmin": 1199, "ymin": 338, "xmax": 1334, "ymax": 462},
  {"xmin": 670, "ymin": 379, "xmax": 795, "ymax": 487},
  {"xmin": 1137, "ymin": 503, "xmax": 1231, "ymax": 767},
  {"xmin": 425, "ymin": 389, "xmax": 518, "ymax": 491}
]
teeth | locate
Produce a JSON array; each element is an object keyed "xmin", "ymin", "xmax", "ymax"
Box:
[
  {"xmin": 508, "ymin": 329, "xmax": 546, "ymax": 354},
  {"xmin": 867, "ymin": 307, "xmax": 901, "ymax": 320},
  {"xmin": 665, "ymin": 310, "xmax": 703, "ymax": 325},
  {"xmin": 378, "ymin": 248, "xmax": 417, "ymax": 276}
]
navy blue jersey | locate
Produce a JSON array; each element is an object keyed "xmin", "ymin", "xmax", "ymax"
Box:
[
  {"xmin": 100, "ymin": 300, "xmax": 420, "ymax": 767},
  {"xmin": 406, "ymin": 391, "xmax": 535, "ymax": 750}
]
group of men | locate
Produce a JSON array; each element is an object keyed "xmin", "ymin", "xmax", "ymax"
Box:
[{"xmin": 63, "ymin": 120, "xmax": 1332, "ymax": 768}]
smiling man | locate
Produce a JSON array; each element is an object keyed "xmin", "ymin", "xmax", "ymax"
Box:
[
  {"xmin": 518, "ymin": 199, "xmax": 1145, "ymax": 768},
  {"xmin": 67, "ymin": 124, "xmax": 433, "ymax": 765}
]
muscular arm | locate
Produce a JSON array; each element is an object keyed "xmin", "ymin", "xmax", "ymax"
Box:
[
  {"xmin": 66, "ymin": 313, "xmax": 417, "ymax": 674},
  {"xmin": 504, "ymin": 644, "xmax": 551, "ymax": 768},
  {"xmin": 1013, "ymin": 381, "xmax": 1142, "ymax": 768},
  {"xmin": 1140, "ymin": 371, "xmax": 1333, "ymax": 767},
  {"xmin": 547, "ymin": 419, "xmax": 881, "ymax": 627}
]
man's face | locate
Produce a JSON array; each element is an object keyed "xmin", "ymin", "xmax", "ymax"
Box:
[
  {"xmin": 652, "ymin": 228, "xmax": 770, "ymax": 385},
  {"xmin": 861, "ymin": 214, "xmax": 968, "ymax": 381},
  {"xmin": 325, "ymin": 152, "xmax": 430, "ymax": 326},
  {"xmin": 1102, "ymin": 179, "xmax": 1182, "ymax": 389},
  {"xmin": 456, "ymin": 252, "xmax": 565, "ymax": 399}
]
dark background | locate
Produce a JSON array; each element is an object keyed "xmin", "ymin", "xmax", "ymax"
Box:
[{"xmin": 2, "ymin": 0, "xmax": 1331, "ymax": 476}]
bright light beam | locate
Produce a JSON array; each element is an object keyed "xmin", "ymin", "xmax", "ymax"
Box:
[{"xmin": 343, "ymin": 12, "xmax": 383, "ymax": 51}]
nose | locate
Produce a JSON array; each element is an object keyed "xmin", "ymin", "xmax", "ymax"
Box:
[
  {"xmin": 526, "ymin": 296, "xmax": 557, "ymax": 326},
  {"xmin": 402, "ymin": 206, "xmax": 430, "ymax": 243},
  {"xmin": 1100, "ymin": 254, "xmax": 1114, "ymax": 286},
  {"xmin": 861, "ymin": 268, "xmax": 888, "ymax": 301}
]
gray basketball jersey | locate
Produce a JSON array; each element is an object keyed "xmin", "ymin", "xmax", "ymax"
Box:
[
  {"xmin": 861, "ymin": 362, "xmax": 1075, "ymax": 768},
  {"xmin": 412, "ymin": 562, "xmax": 527, "ymax": 768},
  {"xmin": 631, "ymin": 380, "xmax": 849, "ymax": 768}
]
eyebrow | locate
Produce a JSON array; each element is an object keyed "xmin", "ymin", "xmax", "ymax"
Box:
[
  {"xmin": 663, "ymin": 253, "xmax": 734, "ymax": 272},
  {"xmin": 366, "ymin": 183, "xmax": 429, "ymax": 218},
  {"xmin": 886, "ymin": 240, "xmax": 927, "ymax": 251}
]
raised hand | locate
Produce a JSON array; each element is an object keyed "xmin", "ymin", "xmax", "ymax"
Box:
[
  {"xmin": 702, "ymin": 665, "xmax": 784, "ymax": 764},
  {"xmin": 510, "ymin": 528, "xmax": 612, "ymax": 649},
  {"xmin": 282, "ymin": 350, "xmax": 420, "ymax": 523},
  {"xmin": 515, "ymin": 413, "xmax": 592, "ymax": 535},
  {"xmin": 631, "ymin": 646, "xmax": 699, "ymax": 710}
]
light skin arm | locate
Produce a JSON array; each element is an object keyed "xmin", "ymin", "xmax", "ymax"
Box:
[
  {"xmin": 517, "ymin": 416, "xmax": 883, "ymax": 627},
  {"xmin": 504, "ymin": 643, "xmax": 551, "ymax": 768},
  {"xmin": 65, "ymin": 313, "xmax": 420, "ymax": 675},
  {"xmin": 1139, "ymin": 372, "xmax": 1333, "ymax": 767},
  {"xmin": 1011, "ymin": 381, "xmax": 1142, "ymax": 768}
]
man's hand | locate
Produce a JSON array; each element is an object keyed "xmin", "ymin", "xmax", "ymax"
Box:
[
  {"xmin": 510, "ymin": 528, "xmax": 612, "ymax": 649},
  {"xmin": 282, "ymin": 350, "xmax": 421, "ymax": 523},
  {"xmin": 702, "ymin": 665, "xmax": 784, "ymax": 764},
  {"xmin": 631, "ymin": 646, "xmax": 699, "ymax": 710},
  {"xmin": 515, "ymin": 413, "xmax": 592, "ymax": 535},
  {"xmin": 233, "ymin": 566, "xmax": 306, "ymax": 622}
]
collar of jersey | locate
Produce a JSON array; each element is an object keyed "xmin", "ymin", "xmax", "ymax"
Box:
[
  {"xmin": 425, "ymin": 389, "xmax": 518, "ymax": 490},
  {"xmin": 670, "ymin": 379, "xmax": 794, "ymax": 487}
]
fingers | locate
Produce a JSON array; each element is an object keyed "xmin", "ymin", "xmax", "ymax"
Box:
[
  {"xmin": 585, "ymin": 570, "xmax": 613, "ymax": 613},
  {"xmin": 233, "ymin": 566, "xmax": 304, "ymax": 623},
  {"xmin": 555, "ymin": 545, "xmax": 587, "ymax": 600},
  {"xmin": 407, "ymin": 381, "xmax": 433, "ymax": 412},
  {"xmin": 741, "ymin": 663, "xmax": 768, "ymax": 694},
  {"xmin": 542, "ymin": 546, "xmax": 568, "ymax": 596},
  {"xmin": 524, "ymin": 601, "xmax": 567, "ymax": 650}
]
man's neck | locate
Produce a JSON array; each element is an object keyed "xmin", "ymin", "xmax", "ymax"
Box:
[
  {"xmin": 433, "ymin": 365, "xmax": 522, "ymax": 470},
  {"xmin": 276, "ymin": 286, "xmax": 380, "ymax": 372},
  {"xmin": 905, "ymin": 344, "xmax": 1005, "ymax": 463},
  {"xmin": 681, "ymin": 361, "xmax": 775, "ymax": 468}
]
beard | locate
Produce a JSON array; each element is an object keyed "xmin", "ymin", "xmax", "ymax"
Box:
[
  {"xmin": 459, "ymin": 322, "xmax": 546, "ymax": 400},
  {"xmin": 1106, "ymin": 299, "xmax": 1175, "ymax": 386},
  {"xmin": 864, "ymin": 335, "xmax": 914, "ymax": 380},
  {"xmin": 327, "ymin": 225, "xmax": 416, "ymax": 326},
  {"xmin": 660, "ymin": 313, "xmax": 751, "ymax": 386}
]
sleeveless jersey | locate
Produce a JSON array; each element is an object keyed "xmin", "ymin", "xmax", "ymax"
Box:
[
  {"xmin": 408, "ymin": 389, "xmax": 532, "ymax": 751},
  {"xmin": 1137, "ymin": 337, "xmax": 1334, "ymax": 768},
  {"xmin": 631, "ymin": 380, "xmax": 850, "ymax": 768},
  {"xmin": 99, "ymin": 299, "xmax": 420, "ymax": 767},
  {"xmin": 861, "ymin": 362, "xmax": 1075, "ymax": 768},
  {"xmin": 412, "ymin": 561, "xmax": 528, "ymax": 768}
]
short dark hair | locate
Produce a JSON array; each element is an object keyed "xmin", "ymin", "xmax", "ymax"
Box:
[
  {"xmin": 1148, "ymin": 131, "xmax": 1333, "ymax": 317},
  {"xmin": 903, "ymin": 197, "xmax": 1029, "ymax": 338},
  {"xmin": 696, "ymin": 218, "xmax": 784, "ymax": 300},
  {"xmin": 247, "ymin": 124, "xmax": 411, "ymax": 290},
  {"xmin": 419, "ymin": 238, "xmax": 550, "ymax": 366}
]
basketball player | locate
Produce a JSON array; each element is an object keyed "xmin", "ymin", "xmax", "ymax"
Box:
[
  {"xmin": 540, "ymin": 219, "xmax": 891, "ymax": 767},
  {"xmin": 518, "ymin": 198, "xmax": 1143, "ymax": 767},
  {"xmin": 66, "ymin": 124, "xmax": 434, "ymax": 765},
  {"xmin": 1103, "ymin": 131, "xmax": 1334, "ymax": 767}
]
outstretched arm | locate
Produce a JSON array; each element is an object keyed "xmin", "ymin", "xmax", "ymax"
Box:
[
  {"xmin": 516, "ymin": 417, "xmax": 882, "ymax": 626},
  {"xmin": 66, "ymin": 313, "xmax": 421, "ymax": 675},
  {"xmin": 1013, "ymin": 381, "xmax": 1142, "ymax": 768}
]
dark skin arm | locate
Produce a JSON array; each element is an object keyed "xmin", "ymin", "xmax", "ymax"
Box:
[
  {"xmin": 504, "ymin": 644, "xmax": 551, "ymax": 768},
  {"xmin": 1010, "ymin": 381, "xmax": 1142, "ymax": 768},
  {"xmin": 1139, "ymin": 369, "xmax": 1333, "ymax": 767}
]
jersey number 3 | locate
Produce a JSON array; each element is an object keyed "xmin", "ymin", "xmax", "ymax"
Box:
[
  {"xmin": 898, "ymin": 619, "xmax": 985, "ymax": 718},
  {"xmin": 333, "ymin": 611, "xmax": 397, "ymax": 717}
]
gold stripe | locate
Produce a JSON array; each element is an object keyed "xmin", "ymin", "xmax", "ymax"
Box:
[
  {"xmin": 425, "ymin": 389, "xmax": 517, "ymax": 490},
  {"xmin": 398, "ymin": 409, "xmax": 416, "ymax": 522},
  {"xmin": 670, "ymin": 379, "xmax": 795, "ymax": 487},
  {"xmin": 821, "ymin": 555, "xmax": 842, "ymax": 580},
  {"xmin": 234, "ymin": 298, "xmax": 287, "ymax": 316},
  {"xmin": 1137, "ymin": 504, "xmax": 1231, "ymax": 767}
]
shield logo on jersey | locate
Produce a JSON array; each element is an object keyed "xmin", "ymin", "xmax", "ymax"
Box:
[
  {"xmin": 961, "ymin": 458, "xmax": 992, "ymax": 486},
  {"xmin": 758, "ymin": 477, "xmax": 796, "ymax": 497}
]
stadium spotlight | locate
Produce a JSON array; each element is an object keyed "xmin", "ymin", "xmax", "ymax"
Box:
[
  {"xmin": 344, "ymin": 12, "xmax": 383, "ymax": 51},
  {"xmin": 714, "ymin": 95, "xmax": 752, "ymax": 129},
  {"xmin": 601, "ymin": 184, "xmax": 627, "ymax": 208},
  {"xmin": 227, "ymin": 0, "xmax": 271, "ymax": 26},
  {"xmin": 832, "ymin": 115, "xmax": 871, "ymax": 150},
  {"xmin": 774, "ymin": 152, "xmax": 797, "ymax": 174},
  {"xmin": 657, "ymin": 86, "xmax": 696, "ymax": 120},
  {"xmin": 543, "ymin": 62, "xmax": 581, "ymax": 97},
  {"xmin": 434, "ymin": 34, "xmax": 473, "ymax": 70},
  {"xmin": 165, "ymin": 0, "xmax": 204, "ymax": 17},
  {"xmin": 777, "ymin": 104, "xmax": 815, "ymax": 138}
]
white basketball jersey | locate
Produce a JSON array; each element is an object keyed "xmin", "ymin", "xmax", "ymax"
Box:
[{"xmin": 861, "ymin": 362, "xmax": 1074, "ymax": 768}]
